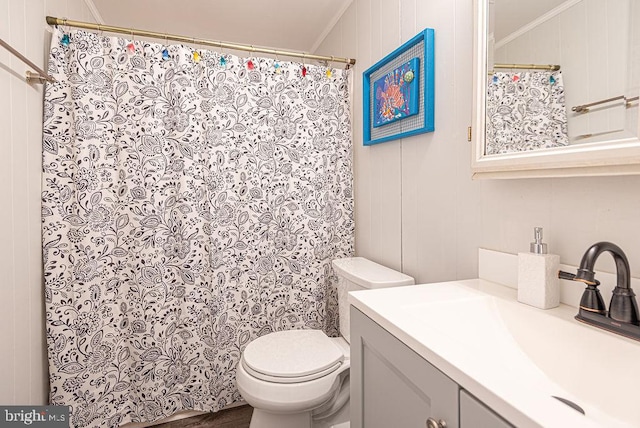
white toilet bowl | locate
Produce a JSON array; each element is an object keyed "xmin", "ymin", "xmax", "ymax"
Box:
[
  {"xmin": 236, "ymin": 257, "xmax": 414, "ymax": 428},
  {"xmin": 236, "ymin": 330, "xmax": 350, "ymax": 428}
]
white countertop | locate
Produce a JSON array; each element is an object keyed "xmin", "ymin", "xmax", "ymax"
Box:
[{"xmin": 349, "ymin": 279, "xmax": 640, "ymax": 428}]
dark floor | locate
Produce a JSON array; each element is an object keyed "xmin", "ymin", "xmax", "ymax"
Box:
[{"xmin": 154, "ymin": 405, "xmax": 253, "ymax": 428}]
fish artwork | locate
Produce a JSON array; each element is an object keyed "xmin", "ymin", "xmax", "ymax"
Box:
[{"xmin": 372, "ymin": 57, "xmax": 420, "ymax": 127}]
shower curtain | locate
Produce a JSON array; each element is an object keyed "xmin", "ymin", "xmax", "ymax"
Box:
[
  {"xmin": 486, "ymin": 71, "xmax": 569, "ymax": 155},
  {"xmin": 42, "ymin": 28, "xmax": 353, "ymax": 427}
]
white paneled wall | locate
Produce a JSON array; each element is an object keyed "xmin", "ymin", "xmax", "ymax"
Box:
[
  {"xmin": 316, "ymin": 0, "xmax": 640, "ymax": 285},
  {"xmin": 315, "ymin": 0, "xmax": 482, "ymax": 281},
  {"xmin": 0, "ymin": 0, "xmax": 96, "ymax": 405}
]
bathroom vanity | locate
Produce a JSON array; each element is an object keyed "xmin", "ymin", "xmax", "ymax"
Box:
[
  {"xmin": 349, "ymin": 279, "xmax": 639, "ymax": 427},
  {"xmin": 350, "ymin": 306, "xmax": 510, "ymax": 428}
]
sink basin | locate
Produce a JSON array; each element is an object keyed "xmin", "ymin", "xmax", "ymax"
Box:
[
  {"xmin": 496, "ymin": 297, "xmax": 640, "ymax": 427},
  {"xmin": 350, "ymin": 279, "xmax": 640, "ymax": 428}
]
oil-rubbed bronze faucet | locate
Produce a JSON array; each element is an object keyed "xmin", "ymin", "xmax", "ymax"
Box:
[{"xmin": 559, "ymin": 242, "xmax": 640, "ymax": 340}]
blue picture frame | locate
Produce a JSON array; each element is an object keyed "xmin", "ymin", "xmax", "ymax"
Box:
[{"xmin": 363, "ymin": 28, "xmax": 435, "ymax": 146}]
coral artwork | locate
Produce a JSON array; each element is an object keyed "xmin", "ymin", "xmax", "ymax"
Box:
[{"xmin": 373, "ymin": 57, "xmax": 420, "ymax": 127}]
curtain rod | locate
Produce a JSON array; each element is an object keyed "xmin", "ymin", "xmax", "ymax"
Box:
[
  {"xmin": 46, "ymin": 16, "xmax": 356, "ymax": 68},
  {"xmin": 493, "ymin": 63, "xmax": 561, "ymax": 71},
  {"xmin": 0, "ymin": 37, "xmax": 55, "ymax": 83}
]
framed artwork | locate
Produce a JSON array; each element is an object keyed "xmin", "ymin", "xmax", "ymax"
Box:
[
  {"xmin": 373, "ymin": 57, "xmax": 420, "ymax": 128},
  {"xmin": 363, "ymin": 28, "xmax": 435, "ymax": 145}
]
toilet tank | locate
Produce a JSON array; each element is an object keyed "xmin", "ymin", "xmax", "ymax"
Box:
[{"xmin": 332, "ymin": 257, "xmax": 414, "ymax": 343}]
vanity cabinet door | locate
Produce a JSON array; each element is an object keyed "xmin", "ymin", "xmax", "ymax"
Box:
[
  {"xmin": 350, "ymin": 307, "xmax": 459, "ymax": 428},
  {"xmin": 460, "ymin": 390, "xmax": 513, "ymax": 428}
]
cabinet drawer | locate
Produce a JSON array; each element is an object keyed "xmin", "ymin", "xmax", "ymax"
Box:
[{"xmin": 350, "ymin": 307, "xmax": 459, "ymax": 428}]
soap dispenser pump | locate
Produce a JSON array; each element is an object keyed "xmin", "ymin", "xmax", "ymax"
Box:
[{"xmin": 517, "ymin": 227, "xmax": 560, "ymax": 309}]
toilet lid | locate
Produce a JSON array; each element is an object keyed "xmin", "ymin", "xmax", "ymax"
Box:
[{"xmin": 242, "ymin": 329, "xmax": 344, "ymax": 383}]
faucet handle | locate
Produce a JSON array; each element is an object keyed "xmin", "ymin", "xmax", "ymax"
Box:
[
  {"xmin": 558, "ymin": 270, "xmax": 606, "ymax": 315},
  {"xmin": 558, "ymin": 270, "xmax": 601, "ymax": 286},
  {"xmin": 558, "ymin": 270, "xmax": 576, "ymax": 281}
]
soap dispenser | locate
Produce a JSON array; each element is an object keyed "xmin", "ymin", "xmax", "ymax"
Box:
[{"xmin": 517, "ymin": 227, "xmax": 560, "ymax": 309}]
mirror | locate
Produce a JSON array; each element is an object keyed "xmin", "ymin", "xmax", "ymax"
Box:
[{"xmin": 472, "ymin": 0, "xmax": 640, "ymax": 178}]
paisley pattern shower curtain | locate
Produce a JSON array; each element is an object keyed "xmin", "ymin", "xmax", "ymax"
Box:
[
  {"xmin": 486, "ymin": 71, "xmax": 569, "ymax": 154},
  {"xmin": 42, "ymin": 28, "xmax": 353, "ymax": 427}
]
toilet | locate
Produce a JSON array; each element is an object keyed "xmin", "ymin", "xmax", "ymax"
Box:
[{"xmin": 236, "ymin": 257, "xmax": 415, "ymax": 428}]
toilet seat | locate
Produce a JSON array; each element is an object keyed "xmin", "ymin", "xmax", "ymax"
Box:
[{"xmin": 241, "ymin": 330, "xmax": 344, "ymax": 383}]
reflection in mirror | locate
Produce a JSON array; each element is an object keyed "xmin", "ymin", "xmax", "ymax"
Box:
[{"xmin": 485, "ymin": 0, "xmax": 640, "ymax": 156}]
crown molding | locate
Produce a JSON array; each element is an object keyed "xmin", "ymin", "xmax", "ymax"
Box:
[
  {"xmin": 495, "ymin": 0, "xmax": 581, "ymax": 49},
  {"xmin": 83, "ymin": 0, "xmax": 105, "ymax": 24},
  {"xmin": 310, "ymin": 0, "xmax": 354, "ymax": 55}
]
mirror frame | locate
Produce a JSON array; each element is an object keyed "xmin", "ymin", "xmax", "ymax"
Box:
[{"xmin": 472, "ymin": 0, "xmax": 640, "ymax": 179}]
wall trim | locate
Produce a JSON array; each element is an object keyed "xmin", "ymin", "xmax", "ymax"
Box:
[
  {"xmin": 310, "ymin": 0, "xmax": 354, "ymax": 54},
  {"xmin": 495, "ymin": 0, "xmax": 581, "ymax": 48},
  {"xmin": 83, "ymin": 0, "xmax": 105, "ymax": 24}
]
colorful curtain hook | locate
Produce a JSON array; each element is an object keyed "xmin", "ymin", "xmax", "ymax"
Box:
[
  {"xmin": 274, "ymin": 54, "xmax": 281, "ymax": 74},
  {"xmin": 162, "ymin": 34, "xmax": 170, "ymax": 60},
  {"xmin": 301, "ymin": 54, "xmax": 307, "ymax": 77},
  {"xmin": 192, "ymin": 37, "xmax": 201, "ymax": 63},
  {"xmin": 127, "ymin": 29, "xmax": 135, "ymax": 54},
  {"xmin": 326, "ymin": 57, "xmax": 334, "ymax": 78},
  {"xmin": 60, "ymin": 18, "xmax": 70, "ymax": 46},
  {"xmin": 246, "ymin": 45, "xmax": 257, "ymax": 70},
  {"xmin": 219, "ymin": 42, "xmax": 227, "ymax": 68}
]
